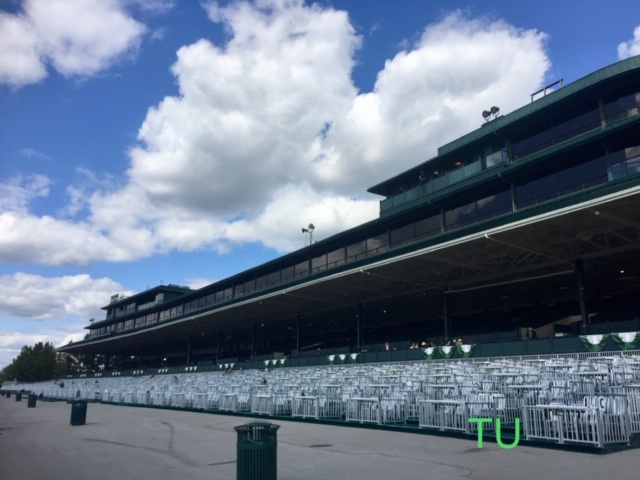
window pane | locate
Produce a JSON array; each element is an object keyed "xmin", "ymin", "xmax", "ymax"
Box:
[
  {"xmin": 557, "ymin": 155, "xmax": 607, "ymax": 195},
  {"xmin": 415, "ymin": 215, "xmax": 441, "ymax": 239},
  {"xmin": 312, "ymin": 253, "xmax": 327, "ymax": 272},
  {"xmin": 347, "ymin": 241, "xmax": 366, "ymax": 261},
  {"xmin": 256, "ymin": 275, "xmax": 268, "ymax": 289},
  {"xmin": 327, "ymin": 248, "xmax": 345, "ymax": 267},
  {"xmin": 295, "ymin": 260, "xmax": 309, "ymax": 278},
  {"xmin": 267, "ymin": 271, "xmax": 280, "ymax": 286},
  {"xmin": 476, "ymin": 189, "xmax": 512, "ymax": 222},
  {"xmin": 515, "ymin": 173, "xmax": 558, "ymax": 209},
  {"xmin": 281, "ymin": 266, "xmax": 295, "ymax": 281},
  {"xmin": 512, "ymin": 125, "xmax": 553, "ymax": 160},
  {"xmin": 445, "ymin": 201, "xmax": 476, "ymax": 231},
  {"xmin": 367, "ymin": 233, "xmax": 387, "ymax": 254},
  {"xmin": 553, "ymin": 108, "xmax": 599, "ymax": 143},
  {"xmin": 390, "ymin": 223, "xmax": 415, "ymax": 248}
]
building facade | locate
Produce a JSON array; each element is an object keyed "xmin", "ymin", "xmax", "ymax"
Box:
[{"xmin": 60, "ymin": 56, "xmax": 640, "ymax": 369}]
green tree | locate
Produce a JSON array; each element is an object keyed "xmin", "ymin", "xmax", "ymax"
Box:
[{"xmin": 0, "ymin": 342, "xmax": 66, "ymax": 382}]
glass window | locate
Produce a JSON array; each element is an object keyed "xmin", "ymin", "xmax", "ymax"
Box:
[
  {"xmin": 366, "ymin": 233, "xmax": 387, "ymax": 255},
  {"xmin": 267, "ymin": 271, "xmax": 280, "ymax": 286},
  {"xmin": 486, "ymin": 149, "xmax": 507, "ymax": 168},
  {"xmin": 234, "ymin": 283, "xmax": 244, "ymax": 297},
  {"xmin": 390, "ymin": 223, "xmax": 415, "ymax": 248},
  {"xmin": 346, "ymin": 240, "xmax": 366, "ymax": 262},
  {"xmin": 515, "ymin": 173, "xmax": 558, "ymax": 209},
  {"xmin": 415, "ymin": 215, "xmax": 441, "ymax": 239},
  {"xmin": 327, "ymin": 247, "xmax": 345, "ymax": 267},
  {"xmin": 557, "ymin": 155, "xmax": 607, "ymax": 195},
  {"xmin": 604, "ymin": 91, "xmax": 640, "ymax": 124},
  {"xmin": 256, "ymin": 275, "xmax": 268, "ymax": 290},
  {"xmin": 295, "ymin": 260, "xmax": 309, "ymax": 278},
  {"xmin": 281, "ymin": 265, "xmax": 295, "ymax": 282},
  {"xmin": 445, "ymin": 201, "xmax": 477, "ymax": 231},
  {"xmin": 244, "ymin": 279, "xmax": 255, "ymax": 294},
  {"xmin": 608, "ymin": 144, "xmax": 640, "ymax": 180},
  {"xmin": 553, "ymin": 108, "xmax": 600, "ymax": 143},
  {"xmin": 511, "ymin": 124, "xmax": 553, "ymax": 160},
  {"xmin": 312, "ymin": 253, "xmax": 327, "ymax": 272},
  {"xmin": 476, "ymin": 189, "xmax": 512, "ymax": 222}
]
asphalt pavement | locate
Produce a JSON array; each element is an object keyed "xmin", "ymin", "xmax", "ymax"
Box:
[{"xmin": 1, "ymin": 397, "xmax": 638, "ymax": 480}]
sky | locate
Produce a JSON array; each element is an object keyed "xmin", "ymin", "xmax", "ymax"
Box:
[{"xmin": 1, "ymin": 0, "xmax": 639, "ymax": 370}]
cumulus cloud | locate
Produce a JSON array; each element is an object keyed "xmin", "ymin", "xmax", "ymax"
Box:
[
  {"xmin": 0, "ymin": 330, "xmax": 50, "ymax": 369},
  {"xmin": 0, "ymin": 328, "xmax": 88, "ymax": 369},
  {"xmin": 618, "ymin": 25, "xmax": 640, "ymax": 60},
  {"xmin": 0, "ymin": 211, "xmax": 144, "ymax": 266},
  {"xmin": 0, "ymin": 174, "xmax": 51, "ymax": 213},
  {"xmin": 0, "ymin": 273, "xmax": 134, "ymax": 367},
  {"xmin": 0, "ymin": 2, "xmax": 551, "ymax": 266},
  {"xmin": 0, "ymin": 272, "xmax": 129, "ymax": 320},
  {"xmin": 0, "ymin": 0, "xmax": 147, "ymax": 87}
]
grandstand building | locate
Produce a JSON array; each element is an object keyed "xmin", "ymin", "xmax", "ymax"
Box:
[{"xmin": 59, "ymin": 56, "xmax": 640, "ymax": 371}]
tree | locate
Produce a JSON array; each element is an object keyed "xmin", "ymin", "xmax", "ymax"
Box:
[{"xmin": 0, "ymin": 342, "xmax": 66, "ymax": 383}]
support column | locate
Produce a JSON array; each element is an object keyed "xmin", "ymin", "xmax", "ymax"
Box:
[
  {"xmin": 251, "ymin": 324, "xmax": 257, "ymax": 359},
  {"xmin": 216, "ymin": 333, "xmax": 221, "ymax": 364},
  {"xmin": 443, "ymin": 290, "xmax": 452, "ymax": 340},
  {"xmin": 357, "ymin": 302, "xmax": 364, "ymax": 351},
  {"xmin": 186, "ymin": 337, "xmax": 192, "ymax": 366},
  {"xmin": 575, "ymin": 259, "xmax": 589, "ymax": 334},
  {"xmin": 296, "ymin": 315, "xmax": 302, "ymax": 352}
]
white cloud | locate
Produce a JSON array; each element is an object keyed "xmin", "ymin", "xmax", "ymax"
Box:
[
  {"xmin": 21, "ymin": 148, "xmax": 51, "ymax": 161},
  {"xmin": 0, "ymin": 3, "xmax": 551, "ymax": 266},
  {"xmin": 0, "ymin": 11, "xmax": 44, "ymax": 85},
  {"xmin": 0, "ymin": 212, "xmax": 141, "ymax": 266},
  {"xmin": 0, "ymin": 330, "xmax": 50, "ymax": 370},
  {"xmin": 0, "ymin": 272, "xmax": 130, "ymax": 320},
  {"xmin": 0, "ymin": 272, "xmax": 133, "ymax": 368},
  {"xmin": 126, "ymin": 0, "xmax": 176, "ymax": 15},
  {"xmin": 0, "ymin": 0, "xmax": 147, "ymax": 87},
  {"xmin": 618, "ymin": 25, "xmax": 640, "ymax": 60},
  {"xmin": 0, "ymin": 327, "xmax": 87, "ymax": 370},
  {"xmin": 0, "ymin": 174, "xmax": 51, "ymax": 213}
]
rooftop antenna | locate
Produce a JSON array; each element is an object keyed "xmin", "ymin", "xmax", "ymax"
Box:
[{"xmin": 301, "ymin": 223, "xmax": 315, "ymax": 246}]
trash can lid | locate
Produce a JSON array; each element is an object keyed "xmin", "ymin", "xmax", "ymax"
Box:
[
  {"xmin": 234, "ymin": 421, "xmax": 280, "ymax": 432},
  {"xmin": 244, "ymin": 421, "xmax": 272, "ymax": 427}
]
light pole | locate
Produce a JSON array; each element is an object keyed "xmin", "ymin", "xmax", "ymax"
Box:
[{"xmin": 301, "ymin": 223, "xmax": 315, "ymax": 246}]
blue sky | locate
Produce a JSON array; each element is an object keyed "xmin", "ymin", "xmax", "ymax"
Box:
[{"xmin": 1, "ymin": 0, "xmax": 639, "ymax": 369}]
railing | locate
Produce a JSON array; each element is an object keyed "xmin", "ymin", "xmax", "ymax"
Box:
[{"xmin": 381, "ymin": 156, "xmax": 503, "ymax": 213}]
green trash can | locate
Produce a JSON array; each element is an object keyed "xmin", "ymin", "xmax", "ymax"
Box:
[
  {"xmin": 28, "ymin": 393, "xmax": 37, "ymax": 408},
  {"xmin": 235, "ymin": 421, "xmax": 280, "ymax": 480},
  {"xmin": 15, "ymin": 391, "xmax": 22, "ymax": 402},
  {"xmin": 70, "ymin": 399, "xmax": 88, "ymax": 426}
]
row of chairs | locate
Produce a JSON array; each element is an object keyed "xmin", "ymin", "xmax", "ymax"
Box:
[{"xmin": 6, "ymin": 353, "xmax": 640, "ymax": 448}]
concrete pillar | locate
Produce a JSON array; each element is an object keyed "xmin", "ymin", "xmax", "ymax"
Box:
[
  {"xmin": 443, "ymin": 290, "xmax": 452, "ymax": 340},
  {"xmin": 575, "ymin": 259, "xmax": 589, "ymax": 334},
  {"xmin": 357, "ymin": 302, "xmax": 364, "ymax": 350}
]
